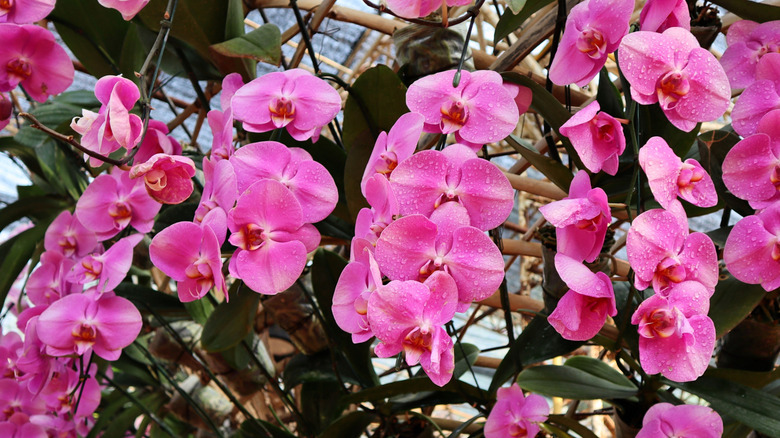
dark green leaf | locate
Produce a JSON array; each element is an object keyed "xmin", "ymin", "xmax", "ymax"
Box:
[
  {"xmin": 0, "ymin": 225, "xmax": 46, "ymax": 306},
  {"xmin": 184, "ymin": 299, "xmax": 214, "ymax": 325},
  {"xmin": 563, "ymin": 356, "xmax": 635, "ymax": 389},
  {"xmin": 709, "ymin": 273, "xmax": 766, "ymax": 338},
  {"xmin": 343, "ymin": 65, "xmax": 408, "ymax": 220},
  {"xmin": 239, "ymin": 419, "xmax": 296, "ymax": 438},
  {"xmin": 114, "ymin": 283, "xmax": 187, "ymax": 317},
  {"xmin": 320, "ymin": 411, "xmax": 378, "ymax": 438},
  {"xmin": 494, "ymin": 0, "xmax": 554, "ymax": 45},
  {"xmin": 311, "ymin": 249, "xmax": 378, "ymax": 387},
  {"xmin": 489, "ymin": 316, "xmax": 583, "ymax": 393},
  {"xmin": 706, "ymin": 226, "xmax": 732, "ymax": 249},
  {"xmin": 547, "ymin": 415, "xmax": 600, "ymax": 438},
  {"xmin": 0, "ymin": 196, "xmax": 69, "ymax": 233},
  {"xmin": 283, "ymin": 350, "xmax": 361, "ymax": 388},
  {"xmin": 636, "ymin": 103, "xmax": 700, "ymax": 158},
  {"xmin": 343, "ymin": 377, "xmax": 489, "ymax": 405},
  {"xmin": 446, "ymin": 413, "xmax": 484, "ymax": 438},
  {"xmin": 201, "ymin": 282, "xmax": 260, "ymax": 352},
  {"xmin": 210, "ymin": 23, "xmax": 281, "ymax": 65},
  {"xmin": 697, "ymin": 129, "xmax": 753, "ymax": 217},
  {"xmin": 708, "ymin": 0, "xmax": 780, "ymax": 22},
  {"xmin": 597, "ymin": 67, "xmax": 624, "ymax": 118},
  {"xmin": 153, "ymin": 203, "xmax": 199, "ymax": 232},
  {"xmin": 704, "ymin": 366, "xmax": 780, "ymax": 390},
  {"xmin": 302, "ymin": 380, "xmax": 346, "ymax": 434},
  {"xmin": 506, "ymin": 134, "xmax": 573, "ymax": 192},
  {"xmin": 516, "ymin": 365, "xmax": 638, "ymax": 400},
  {"xmin": 452, "ymin": 343, "xmax": 481, "ymax": 382},
  {"xmin": 666, "ymin": 375, "xmax": 780, "ymax": 437}
]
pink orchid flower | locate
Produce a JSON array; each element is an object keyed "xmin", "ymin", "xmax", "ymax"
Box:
[
  {"xmin": 724, "ymin": 202, "xmax": 780, "ymax": 292},
  {"xmin": 129, "ymin": 153, "xmax": 196, "ymax": 205},
  {"xmin": 720, "ymin": 20, "xmax": 780, "ymax": 90},
  {"xmin": 97, "ymin": 0, "xmax": 150, "ymax": 20},
  {"xmin": 26, "ymin": 251, "xmax": 78, "ymax": 306},
  {"xmin": 548, "ymin": 253, "xmax": 617, "ymax": 341},
  {"xmin": 385, "ymin": 0, "xmax": 469, "ymax": 19},
  {"xmin": 389, "ymin": 143, "xmax": 515, "ymax": 231},
  {"xmin": 71, "ymin": 75, "xmax": 143, "ymax": 167},
  {"xmin": 67, "ymin": 234, "xmax": 143, "ymax": 293},
  {"xmin": 627, "ymin": 208, "xmax": 718, "ymax": 295},
  {"xmin": 639, "ymin": 0, "xmax": 690, "ymax": 33},
  {"xmin": 361, "ymin": 112, "xmax": 423, "ymax": 194},
  {"xmin": 75, "ymin": 168, "xmax": 161, "ymax": 241},
  {"xmin": 559, "ymin": 101, "xmax": 626, "ymax": 175},
  {"xmin": 549, "ymin": 0, "xmax": 634, "ymax": 87},
  {"xmin": 0, "ymin": 24, "xmax": 74, "ymax": 102},
  {"xmin": 207, "ymin": 73, "xmax": 244, "ymax": 161},
  {"xmin": 232, "ymin": 68, "xmax": 341, "ymax": 142},
  {"xmin": 228, "ymin": 179, "xmax": 320, "ymax": 295},
  {"xmin": 619, "ymin": 27, "xmax": 730, "ymax": 132},
  {"xmin": 150, "ymin": 221, "xmax": 227, "ymax": 302},
  {"xmin": 0, "ymin": 332, "xmax": 22, "ymax": 379},
  {"xmin": 0, "ymin": 378, "xmax": 46, "ymax": 421},
  {"xmin": 333, "ymin": 239, "xmax": 382, "ymax": 343},
  {"xmin": 637, "ymin": 403, "xmax": 723, "ymax": 438},
  {"xmin": 722, "ymin": 109, "xmax": 780, "ymax": 210},
  {"xmin": 37, "ymin": 291, "xmax": 143, "ymax": 361},
  {"xmin": 133, "ymin": 119, "xmax": 182, "ymax": 165},
  {"xmin": 194, "ymin": 157, "xmax": 237, "ymax": 227},
  {"xmin": 485, "ymin": 383, "xmax": 549, "ymax": 438},
  {"xmin": 230, "ymin": 141, "xmax": 338, "ymax": 223},
  {"xmin": 639, "ymin": 136, "xmax": 717, "ymax": 209},
  {"xmin": 44, "ymin": 210, "xmax": 98, "ymax": 259},
  {"xmin": 538, "ymin": 171, "xmax": 611, "ymax": 263},
  {"xmin": 632, "ymin": 286, "xmax": 715, "ymax": 382},
  {"xmin": 731, "ymin": 52, "xmax": 780, "ymax": 137},
  {"xmin": 14, "ymin": 315, "xmax": 65, "ymax": 394},
  {"xmin": 367, "ymin": 272, "xmax": 458, "ymax": 387},
  {"xmin": 375, "ymin": 214, "xmax": 505, "ymax": 312},
  {"xmin": 0, "ymin": 0, "xmax": 55, "ymax": 23},
  {"xmin": 0, "ymin": 412, "xmax": 47, "ymax": 438},
  {"xmin": 355, "ymin": 174, "xmax": 399, "ymax": 245},
  {"xmin": 406, "ymin": 70, "xmax": 519, "ymax": 148}
]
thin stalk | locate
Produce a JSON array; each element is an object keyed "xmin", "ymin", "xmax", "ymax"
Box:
[{"xmin": 98, "ymin": 371, "xmax": 178, "ymax": 437}]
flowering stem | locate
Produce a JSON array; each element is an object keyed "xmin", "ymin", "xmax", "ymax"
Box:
[
  {"xmin": 98, "ymin": 371, "xmax": 179, "ymax": 437},
  {"xmin": 452, "ymin": 13, "xmax": 478, "ymax": 88}
]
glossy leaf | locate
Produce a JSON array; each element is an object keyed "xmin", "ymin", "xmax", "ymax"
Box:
[
  {"xmin": 709, "ymin": 273, "xmax": 766, "ymax": 339},
  {"xmin": 516, "ymin": 365, "xmax": 638, "ymax": 400},
  {"xmin": 563, "ymin": 356, "xmax": 635, "ymax": 389},
  {"xmin": 210, "ymin": 23, "xmax": 281, "ymax": 65},
  {"xmin": 547, "ymin": 415, "xmax": 600, "ymax": 438},
  {"xmin": 489, "ymin": 316, "xmax": 583, "ymax": 393},
  {"xmin": 320, "ymin": 411, "xmax": 378, "ymax": 438},
  {"xmin": 494, "ymin": 0, "xmax": 554, "ymax": 44},
  {"xmin": 114, "ymin": 283, "xmax": 188, "ymax": 318},
  {"xmin": 708, "ymin": 0, "xmax": 780, "ymax": 22},
  {"xmin": 666, "ymin": 376, "xmax": 780, "ymax": 437},
  {"xmin": 506, "ymin": 134, "xmax": 573, "ymax": 192},
  {"xmin": 239, "ymin": 419, "xmax": 295, "ymax": 438},
  {"xmin": 0, "ymin": 224, "xmax": 46, "ymax": 307},
  {"xmin": 0, "ymin": 196, "xmax": 69, "ymax": 233},
  {"xmin": 201, "ymin": 282, "xmax": 260, "ymax": 352},
  {"xmin": 697, "ymin": 129, "xmax": 754, "ymax": 217},
  {"xmin": 343, "ymin": 377, "xmax": 489, "ymax": 405}
]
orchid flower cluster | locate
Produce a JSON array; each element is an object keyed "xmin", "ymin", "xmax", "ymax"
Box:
[{"xmin": 333, "ymin": 69, "xmax": 524, "ymax": 386}]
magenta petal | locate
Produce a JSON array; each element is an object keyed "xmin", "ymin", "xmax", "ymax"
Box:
[
  {"xmin": 638, "ymin": 403, "xmax": 722, "ymax": 438},
  {"xmin": 638, "ymin": 137, "xmax": 682, "ymax": 210},
  {"xmin": 287, "ymin": 160, "xmax": 338, "ymax": 223},
  {"xmin": 150, "ymin": 222, "xmax": 204, "ymax": 281},
  {"xmin": 444, "ymin": 226, "xmax": 505, "ymax": 304},
  {"xmin": 732, "ymin": 78, "xmax": 780, "ymax": 137},
  {"xmin": 375, "ymin": 215, "xmax": 437, "ymax": 281},
  {"xmin": 554, "ymin": 253, "xmax": 614, "ymax": 299},
  {"xmin": 678, "ymin": 233, "xmax": 718, "ymax": 293},
  {"xmin": 422, "ymin": 272, "xmax": 459, "ymax": 323},
  {"xmin": 548, "ymin": 290, "xmax": 608, "ymax": 341},
  {"xmin": 722, "ymin": 133, "xmax": 779, "ymax": 202},
  {"xmin": 626, "ymin": 209, "xmax": 686, "ymax": 288},
  {"xmin": 236, "ymin": 240, "xmax": 307, "ymax": 295},
  {"xmin": 419, "ymin": 327, "xmax": 454, "ymax": 386},
  {"xmin": 229, "ymin": 179, "xmax": 304, "ymax": 233},
  {"xmin": 457, "ymin": 158, "xmax": 515, "ymax": 230},
  {"xmin": 98, "ymin": 234, "xmax": 143, "ymax": 292},
  {"xmin": 675, "ymin": 48, "xmax": 731, "ymax": 125},
  {"xmin": 368, "ymin": 280, "xmax": 430, "ymax": 349},
  {"xmin": 724, "ymin": 206, "xmax": 780, "ymax": 291},
  {"xmin": 391, "ymin": 150, "xmax": 448, "ymax": 217},
  {"xmin": 332, "ymin": 261, "xmax": 373, "ymax": 339},
  {"xmin": 92, "ymin": 294, "xmax": 142, "ymax": 360},
  {"xmin": 640, "ymin": 313, "xmax": 714, "ymax": 382},
  {"xmin": 37, "ymin": 294, "xmax": 89, "ymax": 354}
]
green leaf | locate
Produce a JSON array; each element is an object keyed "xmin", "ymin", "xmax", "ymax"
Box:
[
  {"xmin": 446, "ymin": 413, "xmax": 484, "ymax": 438},
  {"xmin": 311, "ymin": 249, "xmax": 378, "ymax": 387},
  {"xmin": 489, "ymin": 316, "xmax": 583, "ymax": 393},
  {"xmin": 516, "ymin": 365, "xmax": 638, "ymax": 400},
  {"xmin": 494, "ymin": 0, "xmax": 554, "ymax": 45},
  {"xmin": 0, "ymin": 225, "xmax": 46, "ymax": 306},
  {"xmin": 320, "ymin": 411, "xmax": 378, "ymax": 438},
  {"xmin": 0, "ymin": 137, "xmax": 43, "ymax": 179},
  {"xmin": 547, "ymin": 415, "xmax": 600, "ymax": 438},
  {"xmin": 709, "ymin": 273, "xmax": 766, "ymax": 338},
  {"xmin": 636, "ymin": 103, "xmax": 700, "ymax": 158},
  {"xmin": 0, "ymin": 196, "xmax": 69, "ymax": 233},
  {"xmin": 283, "ymin": 350, "xmax": 362, "ymax": 388},
  {"xmin": 210, "ymin": 23, "xmax": 281, "ymax": 65},
  {"xmin": 342, "ymin": 65, "xmax": 408, "ymax": 220},
  {"xmin": 302, "ymin": 380, "xmax": 346, "ymax": 434},
  {"xmin": 596, "ymin": 67, "xmax": 624, "ymax": 118},
  {"xmin": 50, "ymin": 0, "xmax": 132, "ymax": 78},
  {"xmin": 697, "ymin": 129, "xmax": 753, "ymax": 217},
  {"xmin": 708, "ymin": 0, "xmax": 780, "ymax": 22},
  {"xmin": 184, "ymin": 299, "xmax": 214, "ymax": 325},
  {"xmin": 343, "ymin": 377, "xmax": 489, "ymax": 406},
  {"xmin": 506, "ymin": 134, "xmax": 573, "ymax": 192},
  {"xmin": 114, "ymin": 283, "xmax": 187, "ymax": 318},
  {"xmin": 201, "ymin": 282, "xmax": 260, "ymax": 352},
  {"xmin": 452, "ymin": 343, "xmax": 481, "ymax": 382},
  {"xmin": 666, "ymin": 376, "xmax": 780, "ymax": 437},
  {"xmin": 563, "ymin": 356, "xmax": 635, "ymax": 389},
  {"xmin": 239, "ymin": 419, "xmax": 296, "ymax": 438}
]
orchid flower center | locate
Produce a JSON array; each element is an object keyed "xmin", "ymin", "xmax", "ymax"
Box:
[
  {"xmin": 6, "ymin": 58, "xmax": 31, "ymax": 82},
  {"xmin": 354, "ymin": 294, "xmax": 368, "ymax": 316},
  {"xmin": 508, "ymin": 422, "xmax": 528, "ymax": 437},
  {"xmin": 233, "ymin": 223, "xmax": 267, "ymax": 251},
  {"xmin": 403, "ymin": 327, "xmax": 432, "ymax": 356},
  {"xmin": 58, "ymin": 233, "xmax": 78, "ymax": 257},
  {"xmin": 656, "ymin": 71, "xmax": 690, "ymax": 110},
  {"xmin": 108, "ymin": 201, "xmax": 133, "ymax": 228},
  {"xmin": 772, "ymin": 238, "xmax": 780, "ymax": 262},
  {"xmin": 269, "ymin": 96, "xmax": 295, "ymax": 127},
  {"xmin": 0, "ymin": 0, "xmax": 11, "ymax": 13},
  {"xmin": 194, "ymin": 200, "xmax": 219, "ymax": 223},
  {"xmin": 654, "ymin": 257, "xmax": 686, "ymax": 291},
  {"xmin": 81, "ymin": 256, "xmax": 103, "ymax": 282},
  {"xmin": 576, "ymin": 28, "xmax": 606, "ymax": 59},
  {"xmin": 677, "ymin": 162, "xmax": 706, "ymax": 196},
  {"xmin": 144, "ymin": 169, "xmax": 168, "ymax": 191},
  {"xmin": 376, "ymin": 151, "xmax": 399, "ymax": 175},
  {"xmin": 638, "ymin": 307, "xmax": 677, "ymax": 338},
  {"xmin": 434, "ymin": 190, "xmax": 460, "ymax": 209},
  {"xmin": 185, "ymin": 258, "xmax": 215, "ymax": 297},
  {"xmin": 591, "ymin": 115, "xmax": 615, "ymax": 142},
  {"xmin": 771, "ymin": 165, "xmax": 780, "ymax": 190},
  {"xmin": 418, "ymin": 256, "xmax": 446, "ymax": 281},
  {"xmin": 73, "ymin": 323, "xmax": 97, "ymax": 345},
  {"xmin": 575, "ymin": 213, "xmax": 603, "ymax": 231},
  {"xmin": 440, "ymin": 100, "xmax": 468, "ymax": 134}
]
